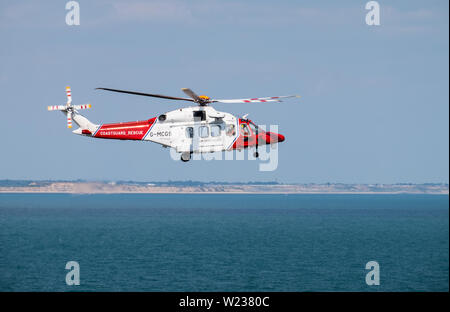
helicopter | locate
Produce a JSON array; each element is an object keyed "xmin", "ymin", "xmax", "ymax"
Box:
[{"xmin": 48, "ymin": 87, "xmax": 299, "ymax": 162}]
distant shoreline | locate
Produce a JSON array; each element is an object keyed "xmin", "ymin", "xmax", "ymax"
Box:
[
  {"xmin": 1, "ymin": 192, "xmax": 448, "ymax": 195},
  {"xmin": 0, "ymin": 181, "xmax": 448, "ymax": 195}
]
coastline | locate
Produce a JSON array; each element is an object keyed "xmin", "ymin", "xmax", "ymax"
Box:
[{"xmin": 0, "ymin": 182, "xmax": 448, "ymax": 195}]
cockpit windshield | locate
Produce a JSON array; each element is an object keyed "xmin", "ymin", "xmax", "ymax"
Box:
[
  {"xmin": 240, "ymin": 121, "xmax": 262, "ymax": 136},
  {"xmin": 248, "ymin": 121, "xmax": 262, "ymax": 134},
  {"xmin": 240, "ymin": 123, "xmax": 251, "ymax": 136}
]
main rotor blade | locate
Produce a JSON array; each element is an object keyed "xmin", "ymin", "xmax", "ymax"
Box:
[
  {"xmin": 212, "ymin": 95, "xmax": 300, "ymax": 104},
  {"xmin": 96, "ymin": 88, "xmax": 195, "ymax": 102},
  {"xmin": 181, "ymin": 88, "xmax": 201, "ymax": 102}
]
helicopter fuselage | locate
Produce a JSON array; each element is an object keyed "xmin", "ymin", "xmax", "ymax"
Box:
[{"xmin": 73, "ymin": 105, "xmax": 285, "ymax": 155}]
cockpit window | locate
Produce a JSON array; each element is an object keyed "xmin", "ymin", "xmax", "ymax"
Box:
[
  {"xmin": 248, "ymin": 122, "xmax": 257, "ymax": 133},
  {"xmin": 240, "ymin": 123, "xmax": 251, "ymax": 136}
]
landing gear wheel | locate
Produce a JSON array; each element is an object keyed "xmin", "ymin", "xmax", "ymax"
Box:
[
  {"xmin": 181, "ymin": 152, "xmax": 191, "ymax": 162},
  {"xmin": 253, "ymin": 151, "xmax": 259, "ymax": 158}
]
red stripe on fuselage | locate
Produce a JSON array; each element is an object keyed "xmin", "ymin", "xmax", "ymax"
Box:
[{"xmin": 94, "ymin": 117, "xmax": 156, "ymax": 140}]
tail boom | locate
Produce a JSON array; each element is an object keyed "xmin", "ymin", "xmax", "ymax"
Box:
[{"xmin": 89, "ymin": 117, "xmax": 156, "ymax": 140}]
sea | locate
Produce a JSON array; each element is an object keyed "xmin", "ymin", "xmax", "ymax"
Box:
[{"xmin": 0, "ymin": 194, "xmax": 448, "ymax": 291}]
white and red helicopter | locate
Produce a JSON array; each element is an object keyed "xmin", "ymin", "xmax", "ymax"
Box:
[{"xmin": 48, "ymin": 87, "xmax": 299, "ymax": 162}]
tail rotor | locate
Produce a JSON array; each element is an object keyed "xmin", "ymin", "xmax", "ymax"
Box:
[{"xmin": 47, "ymin": 86, "xmax": 91, "ymax": 129}]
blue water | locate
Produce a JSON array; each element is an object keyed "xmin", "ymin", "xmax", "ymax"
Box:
[{"xmin": 0, "ymin": 194, "xmax": 448, "ymax": 291}]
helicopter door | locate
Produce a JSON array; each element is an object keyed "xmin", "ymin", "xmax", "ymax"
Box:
[
  {"xmin": 239, "ymin": 123, "xmax": 256, "ymax": 146},
  {"xmin": 198, "ymin": 124, "xmax": 224, "ymax": 152},
  {"xmin": 176, "ymin": 125, "xmax": 194, "ymax": 153}
]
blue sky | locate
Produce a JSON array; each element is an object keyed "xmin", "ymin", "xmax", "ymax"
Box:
[{"xmin": 0, "ymin": 0, "xmax": 448, "ymax": 183}]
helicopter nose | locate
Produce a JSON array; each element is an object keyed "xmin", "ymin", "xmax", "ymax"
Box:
[{"xmin": 265, "ymin": 132, "xmax": 285, "ymax": 143}]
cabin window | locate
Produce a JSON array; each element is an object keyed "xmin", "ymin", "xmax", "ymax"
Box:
[
  {"xmin": 199, "ymin": 126, "xmax": 209, "ymax": 138},
  {"xmin": 226, "ymin": 124, "xmax": 236, "ymax": 136},
  {"xmin": 211, "ymin": 125, "xmax": 221, "ymax": 137},
  {"xmin": 186, "ymin": 127, "xmax": 194, "ymax": 138},
  {"xmin": 240, "ymin": 123, "xmax": 251, "ymax": 136}
]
